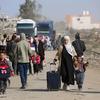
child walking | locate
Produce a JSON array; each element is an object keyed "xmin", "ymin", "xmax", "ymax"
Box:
[
  {"xmin": 31, "ymin": 52, "xmax": 40, "ymax": 77},
  {"xmin": 0, "ymin": 51, "xmax": 14, "ymax": 94},
  {"xmin": 74, "ymin": 56, "xmax": 88, "ymax": 90}
]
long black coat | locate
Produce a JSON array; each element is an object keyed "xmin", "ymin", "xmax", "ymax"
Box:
[
  {"xmin": 34, "ymin": 41, "xmax": 45, "ymax": 61},
  {"xmin": 33, "ymin": 41, "xmax": 45, "ymax": 70},
  {"xmin": 60, "ymin": 45, "xmax": 74, "ymax": 85},
  {"xmin": 72, "ymin": 39, "xmax": 86, "ymax": 56}
]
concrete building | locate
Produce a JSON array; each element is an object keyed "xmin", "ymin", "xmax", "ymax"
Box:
[
  {"xmin": 0, "ymin": 13, "xmax": 22, "ymax": 34},
  {"xmin": 66, "ymin": 11, "xmax": 100, "ymax": 30}
]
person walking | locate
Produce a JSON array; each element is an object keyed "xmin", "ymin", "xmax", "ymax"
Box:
[
  {"xmin": 0, "ymin": 51, "xmax": 14, "ymax": 94},
  {"xmin": 33, "ymin": 36, "xmax": 45, "ymax": 71},
  {"xmin": 54, "ymin": 36, "xmax": 76, "ymax": 90},
  {"xmin": 2, "ymin": 34, "xmax": 8, "ymax": 51},
  {"xmin": 6, "ymin": 34, "xmax": 17, "ymax": 74},
  {"xmin": 73, "ymin": 56, "xmax": 88, "ymax": 90},
  {"xmin": 72, "ymin": 32, "xmax": 86, "ymax": 57},
  {"xmin": 31, "ymin": 52, "xmax": 40, "ymax": 78},
  {"xmin": 16, "ymin": 33, "xmax": 32, "ymax": 89}
]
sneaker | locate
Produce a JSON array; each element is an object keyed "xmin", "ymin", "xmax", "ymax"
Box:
[
  {"xmin": 2, "ymin": 89, "xmax": 6, "ymax": 94},
  {"xmin": 20, "ymin": 86, "xmax": 25, "ymax": 89},
  {"xmin": 0, "ymin": 89, "xmax": 6, "ymax": 94},
  {"xmin": 78, "ymin": 85, "xmax": 82, "ymax": 91},
  {"xmin": 66, "ymin": 85, "xmax": 70, "ymax": 91}
]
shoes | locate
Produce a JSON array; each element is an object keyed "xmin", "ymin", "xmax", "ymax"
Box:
[
  {"xmin": 0, "ymin": 89, "xmax": 6, "ymax": 94},
  {"xmin": 63, "ymin": 84, "xmax": 70, "ymax": 91},
  {"xmin": 66, "ymin": 85, "xmax": 70, "ymax": 91},
  {"xmin": 78, "ymin": 85, "xmax": 82, "ymax": 91},
  {"xmin": 20, "ymin": 86, "xmax": 25, "ymax": 89}
]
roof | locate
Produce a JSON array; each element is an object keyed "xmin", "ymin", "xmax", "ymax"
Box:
[{"xmin": 17, "ymin": 19, "xmax": 36, "ymax": 24}]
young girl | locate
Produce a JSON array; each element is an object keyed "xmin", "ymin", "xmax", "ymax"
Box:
[
  {"xmin": 0, "ymin": 51, "xmax": 14, "ymax": 94},
  {"xmin": 73, "ymin": 56, "xmax": 88, "ymax": 90},
  {"xmin": 31, "ymin": 52, "xmax": 40, "ymax": 77}
]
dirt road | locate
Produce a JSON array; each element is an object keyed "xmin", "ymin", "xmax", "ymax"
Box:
[{"xmin": 0, "ymin": 51, "xmax": 100, "ymax": 100}]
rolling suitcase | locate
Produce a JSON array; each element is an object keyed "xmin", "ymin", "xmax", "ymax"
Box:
[{"xmin": 47, "ymin": 63, "xmax": 61, "ymax": 91}]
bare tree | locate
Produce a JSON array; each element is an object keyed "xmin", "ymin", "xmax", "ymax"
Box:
[{"xmin": 19, "ymin": 0, "xmax": 42, "ymax": 21}]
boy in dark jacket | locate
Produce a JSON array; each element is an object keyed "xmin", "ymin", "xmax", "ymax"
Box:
[{"xmin": 72, "ymin": 32, "xmax": 86, "ymax": 57}]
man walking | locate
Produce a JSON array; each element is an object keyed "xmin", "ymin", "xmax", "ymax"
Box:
[
  {"xmin": 72, "ymin": 32, "xmax": 86, "ymax": 57},
  {"xmin": 16, "ymin": 33, "xmax": 32, "ymax": 89}
]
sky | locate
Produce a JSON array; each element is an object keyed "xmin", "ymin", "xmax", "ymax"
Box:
[{"xmin": 0, "ymin": 0, "xmax": 100, "ymax": 22}]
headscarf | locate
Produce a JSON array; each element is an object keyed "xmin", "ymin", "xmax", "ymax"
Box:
[
  {"xmin": 75, "ymin": 32, "xmax": 80, "ymax": 39},
  {"xmin": 64, "ymin": 36, "xmax": 74, "ymax": 56},
  {"xmin": 20, "ymin": 33, "xmax": 26, "ymax": 40}
]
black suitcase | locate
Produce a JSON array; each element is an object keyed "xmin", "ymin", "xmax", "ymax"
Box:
[{"xmin": 47, "ymin": 63, "xmax": 61, "ymax": 91}]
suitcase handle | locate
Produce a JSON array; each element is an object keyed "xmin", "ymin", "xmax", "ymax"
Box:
[{"xmin": 49, "ymin": 62, "xmax": 57, "ymax": 72}]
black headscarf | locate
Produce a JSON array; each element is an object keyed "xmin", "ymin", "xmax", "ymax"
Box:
[{"xmin": 75, "ymin": 32, "xmax": 80, "ymax": 40}]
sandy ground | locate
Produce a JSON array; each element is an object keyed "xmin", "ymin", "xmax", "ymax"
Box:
[{"xmin": 0, "ymin": 51, "xmax": 100, "ymax": 100}]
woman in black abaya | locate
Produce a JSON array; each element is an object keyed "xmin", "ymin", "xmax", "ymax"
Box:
[{"xmin": 55, "ymin": 36, "xmax": 76, "ymax": 90}]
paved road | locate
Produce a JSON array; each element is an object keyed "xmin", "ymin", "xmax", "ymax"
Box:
[{"xmin": 0, "ymin": 51, "xmax": 100, "ymax": 100}]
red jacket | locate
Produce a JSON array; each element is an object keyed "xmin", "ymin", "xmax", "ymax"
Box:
[
  {"xmin": 0, "ymin": 59, "xmax": 14, "ymax": 77},
  {"xmin": 31, "ymin": 55, "xmax": 40, "ymax": 64}
]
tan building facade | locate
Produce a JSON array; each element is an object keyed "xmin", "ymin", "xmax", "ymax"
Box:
[{"xmin": 66, "ymin": 11, "xmax": 100, "ymax": 30}]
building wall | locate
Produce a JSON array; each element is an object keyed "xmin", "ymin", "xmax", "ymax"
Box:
[
  {"xmin": 72, "ymin": 16, "xmax": 92, "ymax": 29},
  {"xmin": 66, "ymin": 13, "xmax": 100, "ymax": 30},
  {"xmin": 91, "ymin": 24, "xmax": 100, "ymax": 29},
  {"xmin": 66, "ymin": 15, "xmax": 73, "ymax": 29}
]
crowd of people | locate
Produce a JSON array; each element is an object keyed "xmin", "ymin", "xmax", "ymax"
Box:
[
  {"xmin": 0, "ymin": 33, "xmax": 45, "ymax": 93},
  {"xmin": 0, "ymin": 32, "xmax": 88, "ymax": 94}
]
